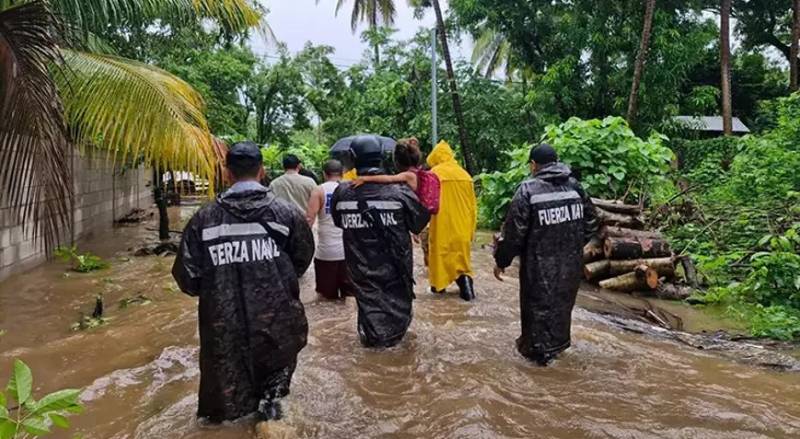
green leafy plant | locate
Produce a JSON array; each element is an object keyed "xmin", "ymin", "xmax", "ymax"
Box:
[
  {"xmin": 53, "ymin": 247, "xmax": 108, "ymax": 273},
  {"xmin": 542, "ymin": 117, "xmax": 674, "ymax": 200},
  {"xmin": 476, "ymin": 117, "xmax": 673, "ymax": 228},
  {"xmin": 0, "ymin": 360, "xmax": 83, "ymax": 438}
]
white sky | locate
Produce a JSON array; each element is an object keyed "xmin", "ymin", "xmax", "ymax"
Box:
[{"xmin": 250, "ymin": 0, "xmax": 468, "ymax": 66}]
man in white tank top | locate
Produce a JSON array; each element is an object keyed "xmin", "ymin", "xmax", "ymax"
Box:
[{"xmin": 306, "ymin": 160, "xmax": 355, "ymax": 299}]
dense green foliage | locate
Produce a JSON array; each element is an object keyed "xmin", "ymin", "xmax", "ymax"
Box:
[
  {"xmin": 657, "ymin": 95, "xmax": 800, "ymax": 339},
  {"xmin": 0, "ymin": 360, "xmax": 83, "ymax": 437},
  {"xmin": 477, "ymin": 117, "xmax": 672, "ymax": 228}
]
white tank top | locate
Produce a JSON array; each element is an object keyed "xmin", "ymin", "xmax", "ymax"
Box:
[{"xmin": 315, "ymin": 181, "xmax": 345, "ymax": 261}]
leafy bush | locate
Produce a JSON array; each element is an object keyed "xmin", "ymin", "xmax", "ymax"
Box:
[
  {"xmin": 476, "ymin": 146, "xmax": 530, "ymax": 229},
  {"xmin": 542, "ymin": 117, "xmax": 674, "ymax": 200},
  {"xmin": 0, "ymin": 360, "xmax": 83, "ymax": 437},
  {"xmin": 669, "ymin": 137, "xmax": 743, "ymax": 173},
  {"xmin": 476, "ymin": 117, "xmax": 673, "ymax": 228},
  {"xmin": 53, "ymin": 247, "xmax": 108, "ymax": 273},
  {"xmin": 261, "ymin": 131, "xmax": 329, "ymax": 176}
]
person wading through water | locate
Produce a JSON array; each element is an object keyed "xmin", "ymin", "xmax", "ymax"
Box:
[
  {"xmin": 172, "ymin": 141, "xmax": 314, "ymax": 424},
  {"xmin": 331, "ymin": 135, "xmax": 431, "ymax": 348},
  {"xmin": 426, "ymin": 141, "xmax": 478, "ymax": 301},
  {"xmin": 270, "ymin": 154, "xmax": 318, "ymax": 213},
  {"xmin": 493, "ymin": 144, "xmax": 598, "ymax": 366},
  {"xmin": 351, "ymin": 138, "xmax": 441, "ymax": 266},
  {"xmin": 306, "ymin": 159, "xmax": 355, "ymax": 300}
]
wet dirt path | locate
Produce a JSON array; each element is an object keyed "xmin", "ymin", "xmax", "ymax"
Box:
[{"xmin": 1, "ymin": 209, "xmax": 799, "ymax": 438}]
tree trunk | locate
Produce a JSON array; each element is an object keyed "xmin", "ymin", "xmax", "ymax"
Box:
[
  {"xmin": 604, "ymin": 236, "xmax": 672, "ymax": 259},
  {"xmin": 591, "ymin": 198, "xmax": 642, "ymax": 216},
  {"xmin": 602, "ymin": 226, "xmax": 663, "ymax": 240},
  {"xmin": 792, "ymin": 0, "xmax": 800, "ymax": 91},
  {"xmin": 608, "ymin": 257, "xmax": 675, "ymax": 278},
  {"xmin": 583, "ymin": 237, "xmax": 605, "ymax": 263},
  {"xmin": 431, "ymin": 0, "xmax": 475, "ymax": 175},
  {"xmin": 626, "ymin": 0, "xmax": 656, "ymax": 124},
  {"xmin": 152, "ymin": 168, "xmax": 170, "ymax": 241},
  {"xmin": 584, "ymin": 260, "xmax": 611, "ymax": 281},
  {"xmin": 720, "ymin": 0, "xmax": 733, "ymax": 136},
  {"xmin": 595, "ymin": 208, "xmax": 645, "ymax": 230},
  {"xmin": 654, "ymin": 282, "xmax": 693, "ymax": 301},
  {"xmin": 599, "ymin": 265, "xmax": 659, "ymax": 292}
]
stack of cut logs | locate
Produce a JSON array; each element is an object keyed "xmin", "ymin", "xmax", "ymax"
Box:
[{"xmin": 583, "ymin": 198, "xmax": 691, "ymax": 300}]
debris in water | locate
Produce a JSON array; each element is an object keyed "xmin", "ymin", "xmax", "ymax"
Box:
[
  {"xmin": 119, "ymin": 294, "xmax": 152, "ymax": 309},
  {"xmin": 116, "ymin": 208, "xmax": 152, "ymax": 225},
  {"xmin": 133, "ymin": 241, "xmax": 178, "ymax": 257}
]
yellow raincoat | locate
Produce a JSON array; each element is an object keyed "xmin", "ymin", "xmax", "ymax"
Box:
[
  {"xmin": 426, "ymin": 141, "xmax": 477, "ymax": 291},
  {"xmin": 343, "ymin": 168, "xmax": 358, "ymax": 181}
]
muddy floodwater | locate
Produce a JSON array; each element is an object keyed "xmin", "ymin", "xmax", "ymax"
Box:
[{"xmin": 1, "ymin": 207, "xmax": 800, "ymax": 438}]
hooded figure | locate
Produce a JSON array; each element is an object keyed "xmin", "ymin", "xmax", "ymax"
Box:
[
  {"xmin": 172, "ymin": 141, "xmax": 314, "ymax": 423},
  {"xmin": 426, "ymin": 141, "xmax": 478, "ymax": 300},
  {"xmin": 331, "ymin": 135, "xmax": 430, "ymax": 348},
  {"xmin": 493, "ymin": 144, "xmax": 597, "ymax": 365}
]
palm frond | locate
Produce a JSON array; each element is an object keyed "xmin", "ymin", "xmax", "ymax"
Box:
[
  {"xmin": 0, "ymin": 1, "xmax": 73, "ymax": 251},
  {"xmin": 50, "ymin": 0, "xmax": 262, "ymax": 37},
  {"xmin": 57, "ymin": 50, "xmax": 217, "ymax": 191}
]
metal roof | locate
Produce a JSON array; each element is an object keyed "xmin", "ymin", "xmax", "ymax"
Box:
[{"xmin": 673, "ymin": 116, "xmax": 750, "ymax": 133}]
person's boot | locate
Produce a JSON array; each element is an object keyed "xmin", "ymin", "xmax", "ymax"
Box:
[
  {"xmin": 456, "ymin": 275, "xmax": 475, "ymax": 302},
  {"xmin": 257, "ymin": 398, "xmax": 283, "ymax": 422}
]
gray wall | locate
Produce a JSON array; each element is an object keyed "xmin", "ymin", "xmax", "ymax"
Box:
[{"xmin": 0, "ymin": 149, "xmax": 151, "ymax": 281}]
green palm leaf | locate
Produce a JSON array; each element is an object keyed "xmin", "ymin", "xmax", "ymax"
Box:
[
  {"xmin": 49, "ymin": 0, "xmax": 263, "ymax": 36},
  {"xmin": 58, "ymin": 50, "xmax": 218, "ymax": 186},
  {"xmin": 0, "ymin": 1, "xmax": 73, "ymax": 251}
]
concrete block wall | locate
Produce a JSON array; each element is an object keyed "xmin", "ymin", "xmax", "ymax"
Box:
[{"xmin": 0, "ymin": 149, "xmax": 152, "ymax": 281}]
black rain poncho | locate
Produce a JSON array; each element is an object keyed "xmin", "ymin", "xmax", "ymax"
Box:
[
  {"xmin": 494, "ymin": 163, "xmax": 598, "ymax": 364},
  {"xmin": 331, "ymin": 180, "xmax": 430, "ymax": 348},
  {"xmin": 172, "ymin": 184, "xmax": 314, "ymax": 422}
]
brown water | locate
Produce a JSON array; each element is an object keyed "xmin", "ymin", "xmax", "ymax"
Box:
[{"xmin": 1, "ymin": 209, "xmax": 800, "ymax": 439}]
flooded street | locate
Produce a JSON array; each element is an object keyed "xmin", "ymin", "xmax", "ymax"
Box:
[{"xmin": 1, "ymin": 208, "xmax": 800, "ymax": 438}]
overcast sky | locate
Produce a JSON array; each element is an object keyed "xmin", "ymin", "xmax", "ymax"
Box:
[{"xmin": 250, "ymin": 0, "xmax": 467, "ymax": 66}]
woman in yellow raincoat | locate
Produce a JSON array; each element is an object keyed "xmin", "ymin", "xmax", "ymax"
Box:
[{"xmin": 426, "ymin": 141, "xmax": 478, "ymax": 301}]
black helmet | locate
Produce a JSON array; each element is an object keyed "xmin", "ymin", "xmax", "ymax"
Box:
[{"xmin": 350, "ymin": 135, "xmax": 384, "ymax": 172}]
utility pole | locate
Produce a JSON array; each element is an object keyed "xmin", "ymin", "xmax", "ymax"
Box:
[{"xmin": 431, "ymin": 27, "xmax": 438, "ymax": 147}]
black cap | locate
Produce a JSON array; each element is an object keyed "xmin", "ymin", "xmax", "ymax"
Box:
[
  {"xmin": 529, "ymin": 143, "xmax": 558, "ymax": 165},
  {"xmin": 351, "ymin": 135, "xmax": 384, "ymax": 171},
  {"xmin": 227, "ymin": 141, "xmax": 262, "ymax": 167}
]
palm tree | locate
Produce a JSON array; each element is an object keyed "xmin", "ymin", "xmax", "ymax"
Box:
[
  {"xmin": 720, "ymin": 0, "xmax": 733, "ymax": 135},
  {"xmin": 471, "ymin": 27, "xmax": 516, "ymax": 79},
  {"xmin": 0, "ymin": 0, "xmax": 261, "ymax": 248},
  {"xmin": 410, "ymin": 0, "xmax": 475, "ymax": 174},
  {"xmin": 324, "ymin": 0, "xmax": 396, "ymax": 66},
  {"xmin": 626, "ymin": 0, "xmax": 657, "ymax": 125}
]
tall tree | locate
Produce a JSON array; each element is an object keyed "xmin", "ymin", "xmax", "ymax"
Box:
[
  {"xmin": 325, "ymin": 0, "xmax": 396, "ymax": 66},
  {"xmin": 792, "ymin": 0, "xmax": 800, "ymax": 91},
  {"xmin": 412, "ymin": 0, "xmax": 475, "ymax": 174},
  {"xmin": 720, "ymin": 0, "xmax": 733, "ymax": 135},
  {"xmin": 626, "ymin": 0, "xmax": 657, "ymax": 124}
]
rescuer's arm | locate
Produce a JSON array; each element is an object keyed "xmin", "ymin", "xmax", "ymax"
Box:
[
  {"xmin": 171, "ymin": 216, "xmax": 204, "ymax": 297},
  {"xmin": 494, "ymin": 185, "xmax": 530, "ymax": 270},
  {"xmin": 353, "ymin": 171, "xmax": 418, "ymax": 191},
  {"xmin": 286, "ymin": 209, "xmax": 315, "ymax": 277},
  {"xmin": 573, "ymin": 179, "xmax": 599, "ymax": 244}
]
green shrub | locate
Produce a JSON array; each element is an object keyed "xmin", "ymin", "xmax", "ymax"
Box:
[
  {"xmin": 261, "ymin": 131, "xmax": 329, "ymax": 176},
  {"xmin": 53, "ymin": 247, "xmax": 108, "ymax": 273},
  {"xmin": 476, "ymin": 117, "xmax": 673, "ymax": 229},
  {"xmin": 0, "ymin": 359, "xmax": 83, "ymax": 437},
  {"xmin": 542, "ymin": 116, "xmax": 674, "ymax": 200},
  {"xmin": 476, "ymin": 145, "xmax": 531, "ymax": 229}
]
